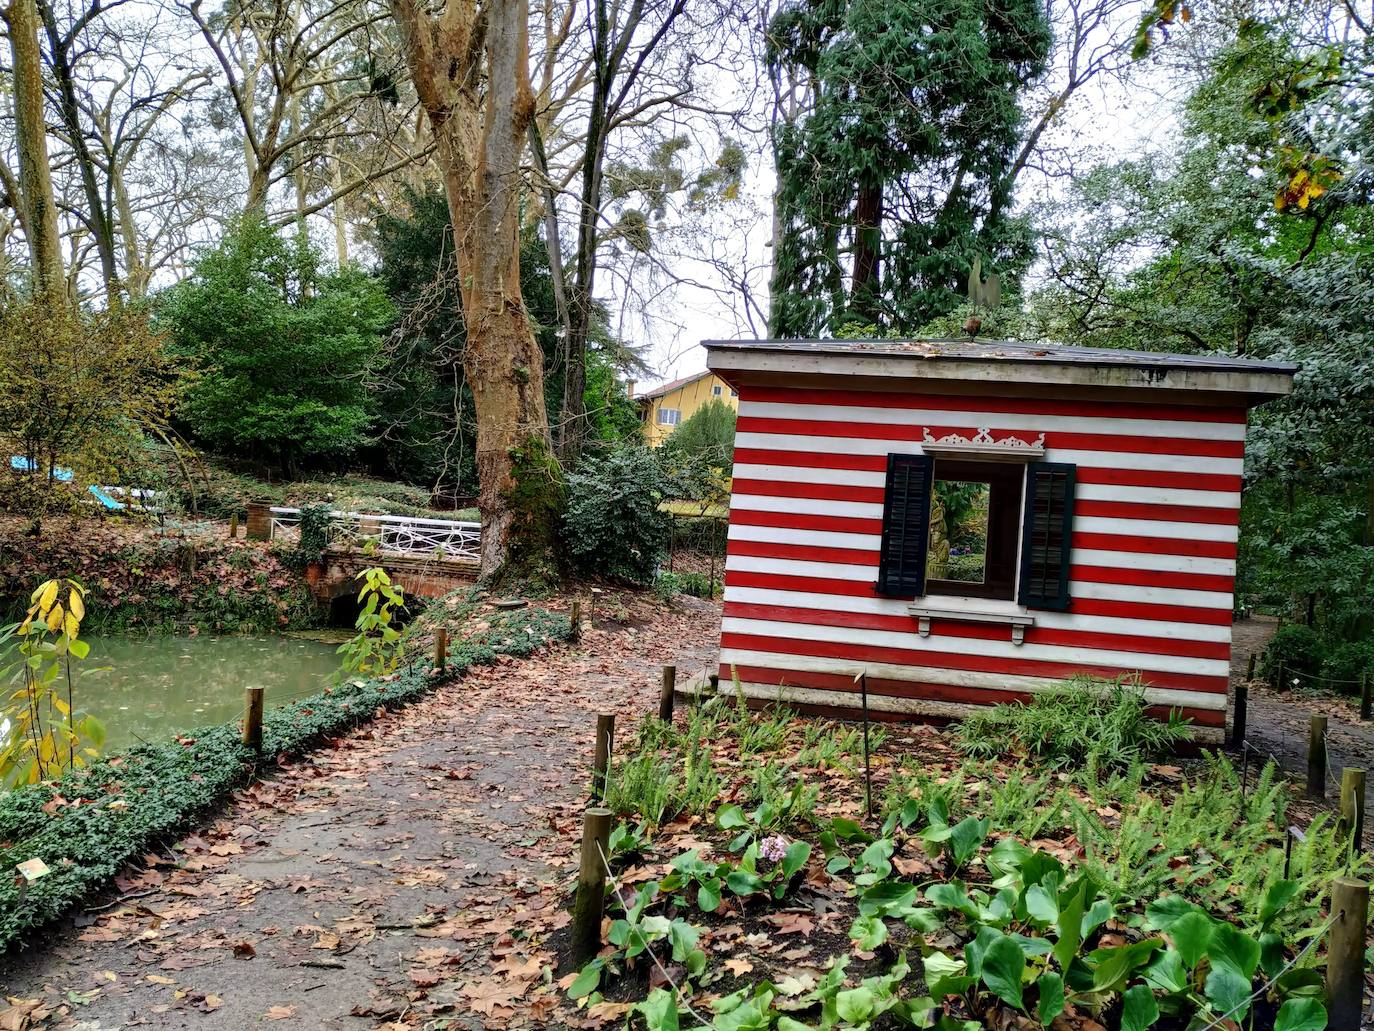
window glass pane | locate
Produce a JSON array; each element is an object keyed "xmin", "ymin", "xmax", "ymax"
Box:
[
  {"xmin": 928, "ymin": 480, "xmax": 990, "ymax": 584},
  {"xmin": 712, "ymin": 384, "xmax": 722, "ymax": 395}
]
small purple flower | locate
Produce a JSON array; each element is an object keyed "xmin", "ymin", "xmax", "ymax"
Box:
[{"xmin": 759, "ymin": 834, "xmax": 789, "ymax": 863}]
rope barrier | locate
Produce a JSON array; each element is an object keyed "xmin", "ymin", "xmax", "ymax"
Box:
[
  {"xmin": 1194, "ymin": 912, "xmax": 1339, "ymax": 1031},
  {"xmin": 595, "ymin": 839, "xmax": 707, "ymax": 1023}
]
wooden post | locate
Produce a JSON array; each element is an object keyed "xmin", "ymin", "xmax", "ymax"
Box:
[
  {"xmin": 1309, "ymin": 715, "xmax": 1328, "ymax": 799},
  {"xmin": 228, "ymin": 512, "xmax": 239, "ymax": 539},
  {"xmin": 569, "ymin": 600, "xmax": 582, "ymax": 642},
  {"xmin": 243, "ymin": 687, "xmax": 264, "ymax": 752},
  {"xmin": 1340, "ymin": 768, "xmax": 1366, "ymax": 855},
  {"xmin": 570, "ymin": 807, "xmax": 613, "ymax": 965},
  {"xmin": 1361, "ymin": 672, "xmax": 1372, "ymax": 722},
  {"xmin": 1232, "ymin": 685, "xmax": 1248, "ymax": 749},
  {"xmin": 245, "ymin": 500, "xmax": 271, "ymax": 541},
  {"xmin": 659, "ymin": 665, "xmax": 676, "ymax": 723},
  {"xmin": 592, "ymin": 713, "xmax": 615, "ymax": 801},
  {"xmin": 1246, "ymin": 652, "xmax": 1256, "ymax": 682},
  {"xmin": 434, "ymin": 628, "xmax": 448, "ymax": 672},
  {"xmin": 1325, "ymin": 877, "xmax": 1368, "ymax": 1031}
]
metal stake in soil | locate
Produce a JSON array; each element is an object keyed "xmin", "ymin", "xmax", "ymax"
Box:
[{"xmin": 855, "ymin": 673, "xmax": 874, "ymax": 821}]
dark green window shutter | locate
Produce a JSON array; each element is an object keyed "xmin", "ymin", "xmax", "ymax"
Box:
[
  {"xmin": 876, "ymin": 454, "xmax": 933, "ymax": 598},
  {"xmin": 1018, "ymin": 462, "xmax": 1077, "ymax": 610}
]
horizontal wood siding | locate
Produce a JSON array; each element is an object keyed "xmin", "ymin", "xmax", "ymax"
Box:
[{"xmin": 717, "ymin": 385, "xmax": 1246, "ymax": 722}]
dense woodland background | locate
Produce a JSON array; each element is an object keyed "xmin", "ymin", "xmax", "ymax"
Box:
[{"xmin": 0, "ymin": 0, "xmax": 1368, "ymax": 673}]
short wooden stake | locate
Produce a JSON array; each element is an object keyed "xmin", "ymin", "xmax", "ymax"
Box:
[
  {"xmin": 243, "ymin": 687, "xmax": 265, "ymax": 752},
  {"xmin": 1325, "ymin": 877, "xmax": 1368, "ymax": 1031},
  {"xmin": 1232, "ymin": 685, "xmax": 1248, "ymax": 749},
  {"xmin": 1246, "ymin": 652, "xmax": 1256, "ymax": 682},
  {"xmin": 659, "ymin": 665, "xmax": 676, "ymax": 723},
  {"xmin": 228, "ymin": 512, "xmax": 239, "ymax": 539},
  {"xmin": 1340, "ymin": 768, "xmax": 1366, "ymax": 855},
  {"xmin": 569, "ymin": 600, "xmax": 582, "ymax": 641},
  {"xmin": 434, "ymin": 627, "xmax": 448, "ymax": 672},
  {"xmin": 1361, "ymin": 672, "xmax": 1372, "ymax": 722},
  {"xmin": 1309, "ymin": 715, "xmax": 1328, "ymax": 799},
  {"xmin": 570, "ymin": 807, "xmax": 613, "ymax": 965},
  {"xmin": 592, "ymin": 713, "xmax": 615, "ymax": 801}
]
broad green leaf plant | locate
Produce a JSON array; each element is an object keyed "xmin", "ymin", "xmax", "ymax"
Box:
[
  {"xmin": 335, "ymin": 567, "xmax": 406, "ymax": 680},
  {"xmin": 0, "ymin": 579, "xmax": 105, "ymax": 786}
]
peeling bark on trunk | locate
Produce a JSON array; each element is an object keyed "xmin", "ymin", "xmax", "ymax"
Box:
[{"xmin": 393, "ymin": 0, "xmax": 559, "ymax": 578}]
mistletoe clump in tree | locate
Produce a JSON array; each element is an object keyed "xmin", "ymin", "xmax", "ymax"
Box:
[{"xmin": 767, "ymin": 0, "xmax": 1051, "ymax": 337}]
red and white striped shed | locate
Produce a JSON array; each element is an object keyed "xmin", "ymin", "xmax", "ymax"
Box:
[{"xmin": 705, "ymin": 338, "xmax": 1297, "ymax": 732}]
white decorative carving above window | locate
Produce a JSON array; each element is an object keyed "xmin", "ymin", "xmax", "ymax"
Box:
[{"xmin": 920, "ymin": 427, "xmax": 1046, "ymax": 462}]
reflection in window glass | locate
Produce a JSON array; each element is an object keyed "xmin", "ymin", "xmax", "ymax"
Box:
[{"xmin": 928, "ymin": 480, "xmax": 990, "ymax": 584}]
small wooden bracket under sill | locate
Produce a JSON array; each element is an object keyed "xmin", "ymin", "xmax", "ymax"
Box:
[{"xmin": 908, "ymin": 605, "xmax": 1036, "ymax": 646}]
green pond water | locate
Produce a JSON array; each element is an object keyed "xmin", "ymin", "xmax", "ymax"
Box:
[{"xmin": 70, "ymin": 635, "xmax": 342, "ymax": 751}]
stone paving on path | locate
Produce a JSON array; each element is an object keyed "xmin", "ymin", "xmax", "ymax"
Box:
[{"xmin": 0, "ymin": 594, "xmax": 721, "ymax": 1030}]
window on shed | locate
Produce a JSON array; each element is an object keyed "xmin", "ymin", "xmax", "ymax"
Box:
[
  {"xmin": 877, "ymin": 455, "xmax": 1077, "ymax": 607},
  {"xmin": 925, "ymin": 460, "xmax": 1024, "ymax": 601},
  {"xmin": 657, "ymin": 408, "xmax": 680, "ymax": 426},
  {"xmin": 712, "ymin": 384, "xmax": 723, "ymax": 396}
]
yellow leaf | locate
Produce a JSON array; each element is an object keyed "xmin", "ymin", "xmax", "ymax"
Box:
[
  {"xmin": 52, "ymin": 697, "xmax": 69, "ymax": 716},
  {"xmin": 45, "ymin": 603, "xmax": 64, "ymax": 632},
  {"xmin": 64, "ymin": 614, "xmax": 79, "ymax": 639},
  {"xmin": 69, "ymin": 591, "xmax": 84, "ymax": 621},
  {"xmin": 33, "ymin": 581, "xmax": 58, "ymax": 610}
]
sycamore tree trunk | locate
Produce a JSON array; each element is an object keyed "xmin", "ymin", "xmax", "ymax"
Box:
[
  {"xmin": 6, "ymin": 0, "xmax": 63, "ymax": 301},
  {"xmin": 392, "ymin": 0, "xmax": 561, "ymax": 578}
]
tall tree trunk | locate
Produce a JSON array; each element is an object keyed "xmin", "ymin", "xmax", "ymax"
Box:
[
  {"xmin": 6, "ymin": 0, "xmax": 63, "ymax": 301},
  {"xmin": 393, "ymin": 0, "xmax": 561, "ymax": 578},
  {"xmin": 850, "ymin": 177, "xmax": 883, "ymax": 324},
  {"xmin": 39, "ymin": 0, "xmax": 120, "ymax": 300}
]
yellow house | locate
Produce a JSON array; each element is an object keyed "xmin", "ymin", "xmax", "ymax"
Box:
[{"xmin": 635, "ymin": 370, "xmax": 739, "ymax": 446}]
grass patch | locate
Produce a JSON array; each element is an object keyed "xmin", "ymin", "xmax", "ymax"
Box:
[{"xmin": 959, "ymin": 677, "xmax": 1191, "ymax": 771}]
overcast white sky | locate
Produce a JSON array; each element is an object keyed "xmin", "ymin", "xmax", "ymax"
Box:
[{"xmin": 638, "ymin": 21, "xmax": 1191, "ymax": 391}]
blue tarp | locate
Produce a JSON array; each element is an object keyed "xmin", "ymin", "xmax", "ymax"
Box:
[
  {"xmin": 9, "ymin": 456, "xmax": 73, "ymax": 481},
  {"xmin": 88, "ymin": 485, "xmax": 125, "ymax": 510}
]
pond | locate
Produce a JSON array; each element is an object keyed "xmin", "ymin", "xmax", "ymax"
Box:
[{"xmin": 68, "ymin": 634, "xmax": 342, "ymax": 751}]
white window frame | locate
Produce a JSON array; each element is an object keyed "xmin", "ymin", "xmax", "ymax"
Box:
[{"xmin": 657, "ymin": 408, "xmax": 681, "ymax": 426}]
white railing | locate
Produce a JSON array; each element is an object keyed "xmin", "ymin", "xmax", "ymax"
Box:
[{"xmin": 268, "ymin": 506, "xmax": 481, "ymax": 562}]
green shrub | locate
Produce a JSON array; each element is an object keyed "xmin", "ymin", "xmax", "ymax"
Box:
[
  {"xmin": 1261, "ymin": 623, "xmax": 1324, "ymax": 683},
  {"xmin": 1322, "ymin": 640, "xmax": 1374, "ymax": 693},
  {"xmin": 0, "ymin": 600, "xmax": 570, "ymax": 951},
  {"xmin": 959, "ymin": 678, "xmax": 1191, "ymax": 771},
  {"xmin": 655, "ymin": 570, "xmax": 717, "ymax": 600},
  {"xmin": 562, "ymin": 444, "xmax": 671, "ymax": 583}
]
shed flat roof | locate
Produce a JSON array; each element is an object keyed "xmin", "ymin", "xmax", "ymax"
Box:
[{"xmin": 704, "ymin": 338, "xmax": 1296, "ymax": 401}]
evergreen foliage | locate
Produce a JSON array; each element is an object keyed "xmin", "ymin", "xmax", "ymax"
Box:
[
  {"xmin": 767, "ymin": 0, "xmax": 1051, "ymax": 336},
  {"xmin": 161, "ymin": 218, "xmax": 392, "ymax": 473},
  {"xmin": 1035, "ymin": 23, "xmax": 1374, "ymax": 649},
  {"xmin": 562, "ymin": 444, "xmax": 672, "ymax": 583}
]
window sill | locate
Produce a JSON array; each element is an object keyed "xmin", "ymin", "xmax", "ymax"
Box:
[{"xmin": 907, "ymin": 601, "xmax": 1035, "ymax": 646}]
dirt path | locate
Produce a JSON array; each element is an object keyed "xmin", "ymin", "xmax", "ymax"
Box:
[
  {"xmin": 1231, "ymin": 615, "xmax": 1374, "ymax": 820},
  {"xmin": 0, "ymin": 593, "xmax": 721, "ymax": 1030}
]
